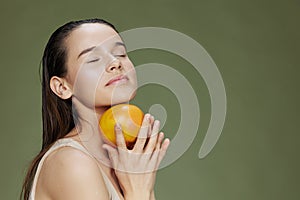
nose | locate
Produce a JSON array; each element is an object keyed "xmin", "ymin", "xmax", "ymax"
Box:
[{"xmin": 106, "ymin": 59, "xmax": 123, "ymax": 72}]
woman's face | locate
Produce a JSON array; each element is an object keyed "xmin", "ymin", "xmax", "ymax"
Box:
[{"xmin": 64, "ymin": 23, "xmax": 137, "ymax": 108}]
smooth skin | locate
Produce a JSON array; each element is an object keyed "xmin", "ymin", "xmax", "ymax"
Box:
[
  {"xmin": 34, "ymin": 23, "xmax": 170, "ymax": 200},
  {"xmin": 103, "ymin": 114, "xmax": 170, "ymax": 200}
]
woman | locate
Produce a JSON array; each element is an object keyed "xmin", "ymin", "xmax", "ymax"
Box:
[{"xmin": 21, "ymin": 18, "xmax": 170, "ymax": 200}]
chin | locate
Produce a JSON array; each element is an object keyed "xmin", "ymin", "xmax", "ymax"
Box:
[
  {"xmin": 110, "ymin": 93, "xmax": 136, "ymax": 105},
  {"xmin": 110, "ymin": 85, "xmax": 137, "ymax": 103},
  {"xmin": 96, "ymin": 91, "xmax": 136, "ymax": 107}
]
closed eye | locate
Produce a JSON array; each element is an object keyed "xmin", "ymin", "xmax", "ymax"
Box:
[
  {"xmin": 115, "ymin": 54, "xmax": 127, "ymax": 58},
  {"xmin": 87, "ymin": 58, "xmax": 101, "ymax": 63}
]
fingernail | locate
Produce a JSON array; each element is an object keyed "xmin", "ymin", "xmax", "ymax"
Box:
[
  {"xmin": 115, "ymin": 123, "xmax": 121, "ymax": 130},
  {"xmin": 160, "ymin": 132, "xmax": 164, "ymax": 138},
  {"xmin": 148, "ymin": 114, "xmax": 152, "ymax": 121},
  {"xmin": 145, "ymin": 114, "xmax": 150, "ymax": 121}
]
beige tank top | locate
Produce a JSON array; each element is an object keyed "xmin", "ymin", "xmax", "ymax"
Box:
[{"xmin": 29, "ymin": 138, "xmax": 120, "ymax": 200}]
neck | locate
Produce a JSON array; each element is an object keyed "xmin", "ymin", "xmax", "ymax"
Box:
[{"xmin": 71, "ymin": 97, "xmax": 112, "ymax": 166}]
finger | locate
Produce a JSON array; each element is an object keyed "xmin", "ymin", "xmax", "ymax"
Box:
[
  {"xmin": 147, "ymin": 115, "xmax": 155, "ymax": 137},
  {"xmin": 149, "ymin": 132, "xmax": 164, "ymax": 168},
  {"xmin": 156, "ymin": 138, "xmax": 170, "ymax": 167},
  {"xmin": 115, "ymin": 123, "xmax": 127, "ymax": 150},
  {"xmin": 155, "ymin": 132, "xmax": 165, "ymax": 150},
  {"xmin": 144, "ymin": 115, "xmax": 155, "ymax": 148},
  {"xmin": 102, "ymin": 144, "xmax": 119, "ymax": 168},
  {"xmin": 150, "ymin": 135, "xmax": 170, "ymax": 171},
  {"xmin": 144, "ymin": 120, "xmax": 160, "ymax": 153},
  {"xmin": 133, "ymin": 113, "xmax": 151, "ymax": 152},
  {"xmin": 149, "ymin": 148, "xmax": 160, "ymax": 172}
]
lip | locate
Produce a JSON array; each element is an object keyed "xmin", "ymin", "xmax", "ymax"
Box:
[{"xmin": 105, "ymin": 75, "xmax": 129, "ymax": 86}]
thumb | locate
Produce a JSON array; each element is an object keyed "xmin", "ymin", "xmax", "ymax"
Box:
[{"xmin": 103, "ymin": 144, "xmax": 118, "ymax": 167}]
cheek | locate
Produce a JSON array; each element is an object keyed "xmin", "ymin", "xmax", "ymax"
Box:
[
  {"xmin": 72, "ymin": 65, "xmax": 106, "ymax": 107},
  {"xmin": 124, "ymin": 59, "xmax": 137, "ymax": 81},
  {"xmin": 121, "ymin": 60, "xmax": 137, "ymax": 90},
  {"xmin": 71, "ymin": 59, "xmax": 138, "ymax": 107}
]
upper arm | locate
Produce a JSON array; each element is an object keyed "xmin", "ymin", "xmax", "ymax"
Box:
[{"xmin": 39, "ymin": 147, "xmax": 110, "ymax": 200}]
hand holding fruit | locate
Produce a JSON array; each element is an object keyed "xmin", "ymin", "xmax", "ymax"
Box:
[
  {"xmin": 99, "ymin": 104, "xmax": 144, "ymax": 149},
  {"xmin": 101, "ymin": 107, "xmax": 170, "ymax": 200}
]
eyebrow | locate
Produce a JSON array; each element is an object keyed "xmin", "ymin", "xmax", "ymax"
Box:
[{"xmin": 77, "ymin": 42, "xmax": 126, "ymax": 59}]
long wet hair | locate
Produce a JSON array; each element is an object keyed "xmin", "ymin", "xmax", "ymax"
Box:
[{"xmin": 20, "ymin": 18, "xmax": 117, "ymax": 200}]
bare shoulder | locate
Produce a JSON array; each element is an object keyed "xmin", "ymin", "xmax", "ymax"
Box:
[{"xmin": 38, "ymin": 146, "xmax": 110, "ymax": 200}]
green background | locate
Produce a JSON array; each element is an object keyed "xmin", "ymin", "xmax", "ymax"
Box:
[{"xmin": 1, "ymin": 0, "xmax": 299, "ymax": 199}]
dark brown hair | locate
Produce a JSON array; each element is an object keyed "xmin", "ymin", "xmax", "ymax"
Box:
[{"xmin": 21, "ymin": 18, "xmax": 117, "ymax": 200}]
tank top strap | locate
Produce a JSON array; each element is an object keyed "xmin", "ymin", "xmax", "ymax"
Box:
[{"xmin": 29, "ymin": 138, "xmax": 120, "ymax": 200}]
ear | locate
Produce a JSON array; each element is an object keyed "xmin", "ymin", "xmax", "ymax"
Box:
[{"xmin": 50, "ymin": 76, "xmax": 73, "ymax": 99}]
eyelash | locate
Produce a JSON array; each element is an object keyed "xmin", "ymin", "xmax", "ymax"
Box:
[
  {"xmin": 87, "ymin": 58, "xmax": 100, "ymax": 63},
  {"xmin": 115, "ymin": 54, "xmax": 127, "ymax": 58},
  {"xmin": 87, "ymin": 54, "xmax": 127, "ymax": 63}
]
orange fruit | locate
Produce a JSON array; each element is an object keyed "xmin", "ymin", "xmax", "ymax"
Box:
[{"xmin": 99, "ymin": 104, "xmax": 144, "ymax": 148}]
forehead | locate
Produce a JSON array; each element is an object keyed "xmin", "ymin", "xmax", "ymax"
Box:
[{"xmin": 65, "ymin": 23, "xmax": 122, "ymax": 59}]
